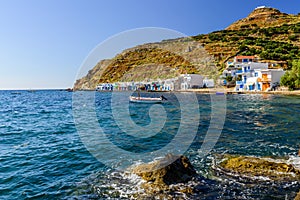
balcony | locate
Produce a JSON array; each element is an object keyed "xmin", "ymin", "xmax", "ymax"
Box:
[
  {"xmin": 261, "ymin": 78, "xmax": 271, "ymax": 82},
  {"xmin": 236, "ymin": 69, "xmax": 251, "ymax": 74}
]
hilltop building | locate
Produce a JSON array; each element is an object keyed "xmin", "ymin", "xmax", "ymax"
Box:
[{"xmin": 255, "ymin": 6, "xmax": 267, "ymax": 10}]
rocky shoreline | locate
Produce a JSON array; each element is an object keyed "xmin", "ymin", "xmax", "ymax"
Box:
[
  {"xmin": 127, "ymin": 154, "xmax": 300, "ymax": 199},
  {"xmin": 213, "ymin": 154, "xmax": 300, "ymax": 181}
]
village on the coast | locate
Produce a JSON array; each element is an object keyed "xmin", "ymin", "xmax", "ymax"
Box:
[{"xmin": 96, "ymin": 55, "xmax": 286, "ymax": 92}]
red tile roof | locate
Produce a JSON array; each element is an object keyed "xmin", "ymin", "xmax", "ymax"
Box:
[{"xmin": 235, "ymin": 56, "xmax": 255, "ymax": 59}]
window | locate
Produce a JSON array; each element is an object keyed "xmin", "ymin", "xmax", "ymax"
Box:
[{"xmin": 255, "ymin": 72, "xmax": 258, "ymax": 77}]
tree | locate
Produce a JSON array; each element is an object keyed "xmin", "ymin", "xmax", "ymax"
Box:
[
  {"xmin": 225, "ymin": 75, "xmax": 233, "ymax": 82},
  {"xmin": 280, "ymin": 60, "xmax": 300, "ymax": 90},
  {"xmin": 239, "ymin": 44, "xmax": 248, "ymax": 52}
]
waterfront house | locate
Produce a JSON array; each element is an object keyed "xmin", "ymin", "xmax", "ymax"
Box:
[
  {"xmin": 96, "ymin": 74, "xmax": 211, "ymax": 92},
  {"xmin": 244, "ymin": 77, "xmax": 260, "ymax": 91},
  {"xmin": 224, "ymin": 55, "xmax": 269, "ymax": 91},
  {"xmin": 235, "ymin": 62, "xmax": 268, "ymax": 90},
  {"xmin": 224, "ymin": 56, "xmax": 267, "ymax": 79},
  {"xmin": 256, "ymin": 69, "xmax": 285, "ymax": 91},
  {"xmin": 96, "ymin": 83, "xmax": 114, "ymax": 91},
  {"xmin": 203, "ymin": 78, "xmax": 215, "ymax": 88},
  {"xmin": 180, "ymin": 74, "xmax": 204, "ymax": 90},
  {"xmin": 235, "ymin": 68, "xmax": 285, "ymax": 91},
  {"xmin": 163, "ymin": 78, "xmax": 178, "ymax": 91}
]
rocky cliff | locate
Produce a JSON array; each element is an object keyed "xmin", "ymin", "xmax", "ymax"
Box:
[{"xmin": 227, "ymin": 7, "xmax": 299, "ymax": 30}]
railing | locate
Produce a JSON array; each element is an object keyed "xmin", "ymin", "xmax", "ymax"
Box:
[
  {"xmin": 261, "ymin": 78, "xmax": 271, "ymax": 82},
  {"xmin": 236, "ymin": 69, "xmax": 251, "ymax": 73}
]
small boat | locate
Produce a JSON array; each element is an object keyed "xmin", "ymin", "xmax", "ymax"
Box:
[{"xmin": 129, "ymin": 95, "xmax": 167, "ymax": 103}]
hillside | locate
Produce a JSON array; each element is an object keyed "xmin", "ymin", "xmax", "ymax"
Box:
[
  {"xmin": 227, "ymin": 7, "xmax": 299, "ymax": 30},
  {"xmin": 193, "ymin": 7, "xmax": 300, "ymax": 68},
  {"xmin": 74, "ymin": 39, "xmax": 216, "ymax": 90},
  {"xmin": 74, "ymin": 7, "xmax": 300, "ymax": 90}
]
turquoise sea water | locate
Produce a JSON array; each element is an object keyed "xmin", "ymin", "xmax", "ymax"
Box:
[{"xmin": 0, "ymin": 90, "xmax": 299, "ymax": 199}]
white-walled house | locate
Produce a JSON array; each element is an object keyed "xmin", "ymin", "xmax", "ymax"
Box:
[
  {"xmin": 244, "ymin": 77, "xmax": 260, "ymax": 91},
  {"xmin": 256, "ymin": 69, "xmax": 285, "ymax": 91},
  {"xmin": 236, "ymin": 68, "xmax": 285, "ymax": 91},
  {"xmin": 180, "ymin": 74, "xmax": 204, "ymax": 90},
  {"xmin": 163, "ymin": 78, "xmax": 178, "ymax": 91},
  {"xmin": 224, "ymin": 55, "xmax": 271, "ymax": 91},
  {"xmin": 96, "ymin": 74, "xmax": 212, "ymax": 92},
  {"xmin": 96, "ymin": 83, "xmax": 114, "ymax": 91},
  {"xmin": 224, "ymin": 56, "xmax": 268, "ymax": 81},
  {"xmin": 203, "ymin": 78, "xmax": 215, "ymax": 88}
]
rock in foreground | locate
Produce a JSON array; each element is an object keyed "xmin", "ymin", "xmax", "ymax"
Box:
[
  {"xmin": 214, "ymin": 154, "xmax": 300, "ymax": 182},
  {"xmin": 131, "ymin": 154, "xmax": 197, "ymax": 186},
  {"xmin": 129, "ymin": 154, "xmax": 203, "ymax": 198},
  {"xmin": 295, "ymin": 191, "xmax": 300, "ymax": 200}
]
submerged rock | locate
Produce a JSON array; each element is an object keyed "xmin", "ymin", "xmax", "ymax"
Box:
[{"xmin": 214, "ymin": 154, "xmax": 300, "ymax": 182}]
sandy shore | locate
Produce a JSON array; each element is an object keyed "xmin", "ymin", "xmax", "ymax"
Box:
[
  {"xmin": 184, "ymin": 88, "xmax": 300, "ymax": 96},
  {"xmin": 87, "ymin": 88, "xmax": 300, "ymax": 96}
]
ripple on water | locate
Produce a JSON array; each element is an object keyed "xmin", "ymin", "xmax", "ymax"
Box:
[{"xmin": 0, "ymin": 91, "xmax": 299, "ymax": 199}]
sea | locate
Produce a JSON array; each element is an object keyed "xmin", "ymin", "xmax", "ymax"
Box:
[{"xmin": 0, "ymin": 90, "xmax": 299, "ymax": 199}]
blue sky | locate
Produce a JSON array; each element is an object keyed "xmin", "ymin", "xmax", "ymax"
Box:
[{"xmin": 0, "ymin": 0, "xmax": 299, "ymax": 89}]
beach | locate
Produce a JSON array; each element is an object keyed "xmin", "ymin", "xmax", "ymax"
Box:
[{"xmin": 186, "ymin": 88, "xmax": 300, "ymax": 96}]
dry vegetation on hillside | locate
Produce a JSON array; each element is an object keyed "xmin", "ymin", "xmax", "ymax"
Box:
[{"xmin": 74, "ymin": 7, "xmax": 300, "ymax": 90}]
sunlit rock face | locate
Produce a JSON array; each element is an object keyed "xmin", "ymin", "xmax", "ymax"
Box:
[
  {"xmin": 214, "ymin": 154, "xmax": 300, "ymax": 182},
  {"xmin": 131, "ymin": 154, "xmax": 197, "ymax": 186}
]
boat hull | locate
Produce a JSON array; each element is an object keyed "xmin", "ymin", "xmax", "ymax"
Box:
[{"xmin": 129, "ymin": 96, "xmax": 163, "ymax": 103}]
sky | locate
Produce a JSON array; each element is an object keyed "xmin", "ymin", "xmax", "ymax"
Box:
[{"xmin": 0, "ymin": 0, "xmax": 299, "ymax": 89}]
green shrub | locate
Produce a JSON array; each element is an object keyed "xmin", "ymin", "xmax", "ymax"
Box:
[
  {"xmin": 288, "ymin": 34, "xmax": 298, "ymax": 41},
  {"xmin": 280, "ymin": 60, "xmax": 300, "ymax": 90}
]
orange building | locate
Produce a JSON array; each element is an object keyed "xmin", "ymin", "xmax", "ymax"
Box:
[{"xmin": 257, "ymin": 69, "xmax": 285, "ymax": 91}]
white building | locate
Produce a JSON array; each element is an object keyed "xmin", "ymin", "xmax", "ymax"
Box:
[
  {"xmin": 224, "ymin": 56, "xmax": 268, "ymax": 80},
  {"xmin": 163, "ymin": 78, "xmax": 178, "ymax": 91},
  {"xmin": 256, "ymin": 69, "xmax": 285, "ymax": 91},
  {"xmin": 180, "ymin": 74, "xmax": 204, "ymax": 90},
  {"xmin": 224, "ymin": 55, "xmax": 270, "ymax": 91},
  {"xmin": 203, "ymin": 78, "xmax": 215, "ymax": 88},
  {"xmin": 236, "ymin": 68, "xmax": 285, "ymax": 91}
]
